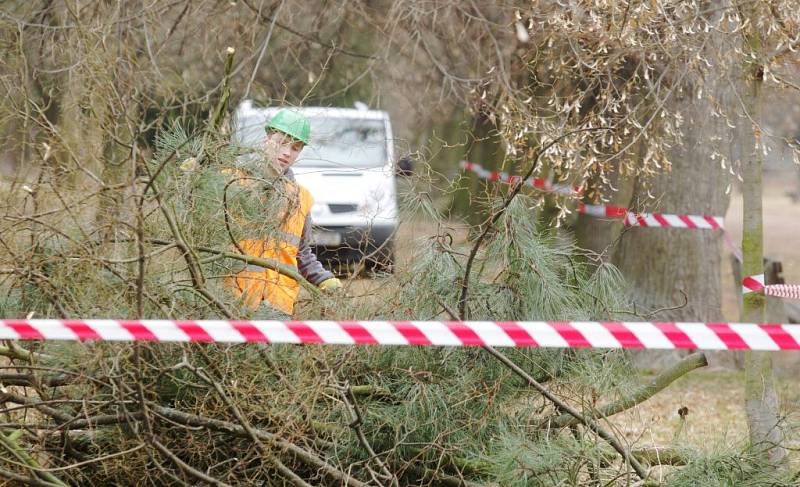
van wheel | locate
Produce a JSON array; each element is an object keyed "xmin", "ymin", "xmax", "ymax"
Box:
[{"xmin": 366, "ymin": 241, "xmax": 394, "ymax": 275}]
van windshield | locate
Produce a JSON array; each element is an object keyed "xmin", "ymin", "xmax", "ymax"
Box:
[
  {"xmin": 236, "ymin": 115, "xmax": 387, "ymax": 169},
  {"xmin": 298, "ymin": 117, "xmax": 386, "ymax": 168}
]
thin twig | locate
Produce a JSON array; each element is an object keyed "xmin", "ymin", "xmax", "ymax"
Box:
[
  {"xmin": 243, "ymin": 0, "xmax": 284, "ymax": 100},
  {"xmin": 151, "ymin": 439, "xmax": 233, "ymax": 487},
  {"xmin": 146, "ymin": 404, "xmax": 372, "ymax": 487},
  {"xmin": 0, "ymin": 429, "xmax": 67, "ymax": 486},
  {"xmin": 143, "ymin": 174, "xmax": 234, "ymax": 318},
  {"xmin": 145, "ymin": 238, "xmax": 322, "ymax": 297},
  {"xmin": 240, "ymin": 0, "xmax": 375, "ymax": 60},
  {"xmin": 185, "ymin": 363, "xmax": 318, "ymax": 487},
  {"xmin": 0, "ymin": 466, "xmax": 63, "ymax": 487},
  {"xmin": 337, "ymin": 381, "xmax": 398, "ymax": 486}
]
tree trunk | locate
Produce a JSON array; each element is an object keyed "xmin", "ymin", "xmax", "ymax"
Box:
[
  {"xmin": 613, "ymin": 89, "xmax": 732, "ymax": 324},
  {"xmin": 453, "ymin": 107, "xmax": 505, "ymax": 226},
  {"xmin": 741, "ymin": 71, "xmax": 786, "ymax": 465},
  {"xmin": 608, "ymin": 9, "xmax": 738, "ymax": 368},
  {"xmin": 575, "ymin": 158, "xmax": 636, "ymax": 260},
  {"xmin": 609, "ymin": 0, "xmax": 746, "ymax": 331}
]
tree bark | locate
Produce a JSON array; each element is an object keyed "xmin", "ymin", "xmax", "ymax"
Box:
[
  {"xmin": 575, "ymin": 158, "xmax": 636, "ymax": 260},
  {"xmin": 613, "ymin": 88, "xmax": 732, "ymax": 324},
  {"xmin": 741, "ymin": 72, "xmax": 786, "ymax": 465}
]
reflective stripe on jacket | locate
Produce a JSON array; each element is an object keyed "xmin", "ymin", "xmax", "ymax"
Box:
[{"xmin": 227, "ymin": 177, "xmax": 314, "ymax": 314}]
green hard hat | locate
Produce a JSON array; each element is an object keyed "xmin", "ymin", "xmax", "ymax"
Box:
[{"xmin": 266, "ymin": 109, "xmax": 311, "ymax": 144}]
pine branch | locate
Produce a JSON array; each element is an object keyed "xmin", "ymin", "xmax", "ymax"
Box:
[
  {"xmin": 143, "ymin": 173, "xmax": 235, "ymax": 318},
  {"xmin": 150, "ymin": 438, "xmax": 233, "ymax": 487},
  {"xmin": 0, "ymin": 466, "xmax": 64, "ymax": 487},
  {"xmin": 0, "ymin": 391, "xmax": 369, "ymax": 487},
  {"xmin": 438, "ymin": 297, "xmax": 648, "ymax": 480},
  {"xmin": 0, "ymin": 342, "xmax": 49, "ymax": 362},
  {"xmin": 457, "ymin": 126, "xmax": 611, "ymax": 319},
  {"xmin": 480, "ymin": 345, "xmax": 649, "ymax": 480},
  {"xmin": 336, "ymin": 381, "xmax": 398, "ymax": 486}
]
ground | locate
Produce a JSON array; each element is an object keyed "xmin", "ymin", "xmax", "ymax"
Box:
[
  {"xmin": 616, "ymin": 368, "xmax": 800, "ymax": 463},
  {"xmin": 634, "ymin": 163, "xmax": 800, "ymax": 465}
]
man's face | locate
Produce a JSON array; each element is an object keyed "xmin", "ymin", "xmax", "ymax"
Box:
[{"xmin": 264, "ymin": 130, "xmax": 305, "ymax": 174}]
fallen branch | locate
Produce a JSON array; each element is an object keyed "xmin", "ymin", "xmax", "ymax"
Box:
[
  {"xmin": 0, "ymin": 392, "xmax": 73, "ymax": 425},
  {"xmin": 0, "ymin": 390, "xmax": 370, "ymax": 487},
  {"xmin": 146, "ymin": 238, "xmax": 322, "ymax": 297},
  {"xmin": 406, "ymin": 446, "xmax": 492, "ymax": 478},
  {"xmin": 0, "ymin": 373, "xmax": 73, "ymax": 388},
  {"xmin": 150, "ymin": 438, "xmax": 234, "ymax": 487},
  {"xmin": 186, "ymin": 363, "xmax": 313, "ymax": 487},
  {"xmin": 325, "ymin": 384, "xmax": 394, "ymax": 402},
  {"xmin": 147, "ymin": 404, "xmax": 370, "ymax": 487},
  {"xmin": 596, "ymin": 445, "xmax": 690, "ymax": 469},
  {"xmin": 0, "ymin": 465, "xmax": 64, "ymax": 487},
  {"xmin": 409, "ymin": 463, "xmax": 487, "ymax": 487},
  {"xmin": 0, "ymin": 342, "xmax": 49, "ymax": 362},
  {"xmin": 628, "ymin": 446, "xmax": 690, "ymax": 466},
  {"xmin": 337, "ymin": 381, "xmax": 398, "ymax": 486},
  {"xmin": 141, "ymin": 168, "xmax": 234, "ymax": 318},
  {"xmin": 194, "ymin": 245, "xmax": 323, "ymax": 298},
  {"xmin": 540, "ymin": 353, "xmax": 708, "ymax": 430}
]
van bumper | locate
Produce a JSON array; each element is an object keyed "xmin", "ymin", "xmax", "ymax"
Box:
[{"xmin": 310, "ymin": 224, "xmax": 394, "ymax": 262}]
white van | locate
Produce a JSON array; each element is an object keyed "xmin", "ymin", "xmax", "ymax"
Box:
[{"xmin": 231, "ymin": 101, "xmax": 398, "ymax": 272}]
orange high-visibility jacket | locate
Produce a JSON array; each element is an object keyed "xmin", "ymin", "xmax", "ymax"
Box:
[{"xmin": 227, "ymin": 179, "xmax": 314, "ymax": 314}]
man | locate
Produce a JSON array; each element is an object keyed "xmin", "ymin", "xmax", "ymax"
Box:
[{"xmin": 228, "ymin": 109, "xmax": 341, "ymax": 316}]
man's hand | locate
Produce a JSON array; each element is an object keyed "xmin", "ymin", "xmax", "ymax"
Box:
[{"xmin": 319, "ymin": 278, "xmax": 343, "ymax": 293}]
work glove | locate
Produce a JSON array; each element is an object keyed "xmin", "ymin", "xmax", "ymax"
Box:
[{"xmin": 319, "ymin": 277, "xmax": 343, "ymax": 293}]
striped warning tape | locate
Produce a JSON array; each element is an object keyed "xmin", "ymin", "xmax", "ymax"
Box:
[
  {"xmin": 1, "ymin": 320, "xmax": 800, "ymax": 350},
  {"xmin": 742, "ymin": 274, "xmax": 766, "ymax": 294},
  {"xmin": 578, "ymin": 203, "xmax": 743, "ymax": 261},
  {"xmin": 577, "ymin": 203, "xmax": 724, "ymax": 229},
  {"xmin": 460, "ymin": 163, "xmax": 726, "ymax": 229},
  {"xmin": 461, "ymin": 161, "xmax": 724, "ymax": 230},
  {"xmin": 765, "ymin": 285, "xmax": 800, "ymax": 300},
  {"xmin": 460, "ymin": 161, "xmax": 582, "ymax": 196},
  {"xmin": 742, "ymin": 275, "xmax": 800, "ymax": 299}
]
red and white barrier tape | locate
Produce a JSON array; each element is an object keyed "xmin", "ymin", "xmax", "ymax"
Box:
[
  {"xmin": 577, "ymin": 203, "xmax": 724, "ymax": 229},
  {"xmin": 576, "ymin": 203, "xmax": 629, "ymax": 219},
  {"xmin": 460, "ymin": 161, "xmax": 582, "ymax": 196},
  {"xmin": 578, "ymin": 203, "xmax": 743, "ymax": 261},
  {"xmin": 2, "ymin": 320, "xmax": 800, "ymax": 350},
  {"xmin": 742, "ymin": 275, "xmax": 800, "ymax": 300},
  {"xmin": 765, "ymin": 285, "xmax": 800, "ymax": 300},
  {"xmin": 742, "ymin": 274, "xmax": 766, "ymax": 294}
]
